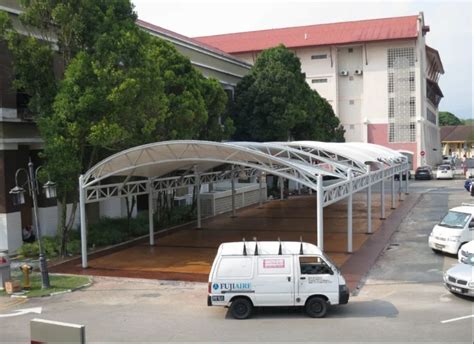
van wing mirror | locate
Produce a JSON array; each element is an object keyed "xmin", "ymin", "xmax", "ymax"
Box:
[{"xmin": 469, "ymin": 221, "xmax": 474, "ymax": 229}]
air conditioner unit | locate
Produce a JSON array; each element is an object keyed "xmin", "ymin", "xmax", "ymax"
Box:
[
  {"xmin": 354, "ymin": 69, "xmax": 363, "ymax": 76},
  {"xmin": 339, "ymin": 70, "xmax": 349, "ymax": 76}
]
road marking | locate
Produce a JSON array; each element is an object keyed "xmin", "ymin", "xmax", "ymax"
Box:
[
  {"xmin": 0, "ymin": 307, "xmax": 42, "ymax": 318},
  {"xmin": 441, "ymin": 314, "xmax": 474, "ymax": 324}
]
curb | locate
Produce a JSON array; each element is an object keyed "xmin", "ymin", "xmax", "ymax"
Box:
[{"xmin": 8, "ymin": 274, "xmax": 93, "ymax": 299}]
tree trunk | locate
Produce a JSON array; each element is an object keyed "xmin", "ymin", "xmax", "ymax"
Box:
[
  {"xmin": 125, "ymin": 196, "xmax": 136, "ymax": 234},
  {"xmin": 58, "ymin": 193, "xmax": 78, "ymax": 257}
]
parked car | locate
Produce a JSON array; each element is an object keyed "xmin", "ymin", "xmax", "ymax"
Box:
[
  {"xmin": 429, "ymin": 203, "xmax": 474, "ymax": 254},
  {"xmin": 414, "ymin": 166, "xmax": 434, "ymax": 180},
  {"xmin": 393, "ymin": 172, "xmax": 411, "ymax": 181},
  {"xmin": 458, "ymin": 241, "xmax": 474, "ymax": 264},
  {"xmin": 208, "ymin": 241, "xmax": 349, "ymax": 319},
  {"xmin": 442, "ymin": 155, "xmax": 452, "ymax": 164},
  {"xmin": 436, "ymin": 164, "xmax": 454, "ymax": 180},
  {"xmin": 464, "ymin": 179, "xmax": 472, "ymax": 192},
  {"xmin": 444, "ymin": 262, "xmax": 474, "ymax": 298}
]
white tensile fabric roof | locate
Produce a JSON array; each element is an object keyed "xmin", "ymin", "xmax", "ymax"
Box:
[{"xmin": 83, "ymin": 140, "xmax": 406, "ymax": 188}]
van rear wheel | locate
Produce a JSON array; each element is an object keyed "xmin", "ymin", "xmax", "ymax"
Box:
[
  {"xmin": 230, "ymin": 298, "xmax": 252, "ymax": 319},
  {"xmin": 305, "ymin": 297, "xmax": 328, "ymax": 318}
]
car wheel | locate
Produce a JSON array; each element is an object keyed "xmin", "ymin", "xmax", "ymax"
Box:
[
  {"xmin": 432, "ymin": 248, "xmax": 441, "ymax": 254},
  {"xmin": 230, "ymin": 297, "xmax": 253, "ymax": 319},
  {"xmin": 305, "ymin": 296, "xmax": 328, "ymax": 318}
]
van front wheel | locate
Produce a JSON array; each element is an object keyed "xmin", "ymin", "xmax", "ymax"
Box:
[
  {"xmin": 305, "ymin": 297, "xmax": 328, "ymax": 318},
  {"xmin": 230, "ymin": 298, "xmax": 253, "ymax": 319}
]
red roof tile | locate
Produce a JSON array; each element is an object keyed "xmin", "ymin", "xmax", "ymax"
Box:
[{"xmin": 194, "ymin": 15, "xmax": 419, "ymax": 54}]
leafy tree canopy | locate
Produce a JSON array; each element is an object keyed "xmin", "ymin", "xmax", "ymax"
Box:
[
  {"xmin": 439, "ymin": 111, "xmax": 464, "ymax": 126},
  {"xmin": 232, "ymin": 44, "xmax": 344, "ymax": 142}
]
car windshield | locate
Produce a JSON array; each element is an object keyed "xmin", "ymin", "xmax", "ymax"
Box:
[
  {"xmin": 439, "ymin": 165, "xmax": 451, "ymax": 171},
  {"xmin": 439, "ymin": 211, "xmax": 471, "ymax": 229}
]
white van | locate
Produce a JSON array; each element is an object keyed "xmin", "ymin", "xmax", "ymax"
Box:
[
  {"xmin": 429, "ymin": 203, "xmax": 474, "ymax": 254},
  {"xmin": 458, "ymin": 240, "xmax": 474, "ymax": 264},
  {"xmin": 207, "ymin": 241, "xmax": 349, "ymax": 319}
]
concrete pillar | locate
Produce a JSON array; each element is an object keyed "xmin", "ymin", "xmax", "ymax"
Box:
[
  {"xmin": 79, "ymin": 175, "xmax": 88, "ymax": 269},
  {"xmin": 380, "ymin": 169, "xmax": 386, "ymax": 220},
  {"xmin": 398, "ymin": 171, "xmax": 403, "ymax": 202},
  {"xmin": 367, "ymin": 165, "xmax": 372, "ymax": 234},
  {"xmin": 148, "ymin": 179, "xmax": 155, "ymax": 245},
  {"xmin": 316, "ymin": 174, "xmax": 324, "ymax": 250},
  {"xmin": 347, "ymin": 169, "xmax": 353, "ymax": 253}
]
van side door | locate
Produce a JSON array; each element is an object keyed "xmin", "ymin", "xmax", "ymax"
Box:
[
  {"xmin": 296, "ymin": 256, "xmax": 339, "ymax": 305},
  {"xmin": 253, "ymin": 256, "xmax": 294, "ymax": 306}
]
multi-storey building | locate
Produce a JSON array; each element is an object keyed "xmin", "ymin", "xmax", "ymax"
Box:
[{"xmin": 196, "ymin": 13, "xmax": 444, "ymax": 169}]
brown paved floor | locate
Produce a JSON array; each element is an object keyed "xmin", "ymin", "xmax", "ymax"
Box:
[{"xmin": 51, "ymin": 192, "xmax": 415, "ymax": 291}]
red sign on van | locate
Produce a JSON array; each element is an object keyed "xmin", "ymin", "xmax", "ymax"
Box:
[{"xmin": 263, "ymin": 259, "xmax": 285, "ymax": 269}]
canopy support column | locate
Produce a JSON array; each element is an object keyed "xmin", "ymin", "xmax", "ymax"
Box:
[
  {"xmin": 316, "ymin": 174, "xmax": 324, "ymax": 250},
  {"xmin": 279, "ymin": 176, "xmax": 284, "ymax": 200},
  {"xmin": 404, "ymin": 168, "xmax": 409, "ymax": 194},
  {"xmin": 231, "ymin": 167, "xmax": 236, "ymax": 217},
  {"xmin": 194, "ymin": 165, "xmax": 201, "ymax": 229},
  {"xmin": 79, "ymin": 175, "xmax": 88, "ymax": 269},
  {"xmin": 380, "ymin": 170, "xmax": 386, "ymax": 220},
  {"xmin": 148, "ymin": 179, "xmax": 155, "ymax": 245},
  {"xmin": 367, "ymin": 166, "xmax": 372, "ymax": 234},
  {"xmin": 398, "ymin": 172, "xmax": 403, "ymax": 202},
  {"xmin": 391, "ymin": 172, "xmax": 396, "ymax": 209},
  {"xmin": 347, "ymin": 169, "xmax": 353, "ymax": 253},
  {"xmin": 258, "ymin": 171, "xmax": 263, "ymax": 208}
]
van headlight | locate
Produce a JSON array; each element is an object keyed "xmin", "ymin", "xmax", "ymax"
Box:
[
  {"xmin": 468, "ymin": 281, "xmax": 474, "ymax": 288},
  {"xmin": 447, "ymin": 236, "xmax": 460, "ymax": 242}
]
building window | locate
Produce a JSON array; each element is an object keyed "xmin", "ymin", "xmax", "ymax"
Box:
[
  {"xmin": 387, "ymin": 47, "xmax": 415, "ymax": 68},
  {"xmin": 410, "ymin": 122, "xmax": 416, "ymax": 142},
  {"xmin": 348, "ymin": 48, "xmax": 353, "ymax": 53},
  {"xmin": 388, "ymin": 73, "xmax": 394, "ymax": 93},
  {"xmin": 410, "ymin": 97, "xmax": 416, "ymax": 117},
  {"xmin": 387, "ymin": 47, "xmax": 416, "ymax": 143},
  {"xmin": 349, "ymin": 124, "xmax": 355, "ymax": 129},
  {"xmin": 427, "ymin": 108, "xmax": 437, "ymax": 124},
  {"xmin": 311, "ymin": 78, "xmax": 328, "ymax": 83},
  {"xmin": 311, "ymin": 54, "xmax": 327, "ymax": 60},
  {"xmin": 409, "ymin": 72, "xmax": 415, "ymax": 92},
  {"xmin": 349, "ymin": 100, "xmax": 354, "ymax": 105}
]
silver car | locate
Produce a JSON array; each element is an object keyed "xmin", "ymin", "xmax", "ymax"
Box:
[{"xmin": 444, "ymin": 262, "xmax": 474, "ymax": 297}]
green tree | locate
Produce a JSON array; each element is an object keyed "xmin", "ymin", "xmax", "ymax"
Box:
[
  {"xmin": 1, "ymin": 1, "xmax": 231, "ymax": 255},
  {"xmin": 232, "ymin": 44, "xmax": 344, "ymax": 142},
  {"xmin": 439, "ymin": 111, "xmax": 464, "ymax": 126}
]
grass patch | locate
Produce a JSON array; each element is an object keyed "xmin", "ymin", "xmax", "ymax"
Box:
[{"xmin": 1, "ymin": 273, "xmax": 91, "ymax": 298}]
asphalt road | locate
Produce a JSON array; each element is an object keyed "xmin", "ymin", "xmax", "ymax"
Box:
[{"xmin": 0, "ymin": 178, "xmax": 473, "ymax": 343}]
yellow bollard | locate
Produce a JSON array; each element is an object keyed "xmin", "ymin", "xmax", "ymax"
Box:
[{"xmin": 20, "ymin": 264, "xmax": 33, "ymax": 290}]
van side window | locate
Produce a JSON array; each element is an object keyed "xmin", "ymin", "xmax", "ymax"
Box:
[{"xmin": 299, "ymin": 256, "xmax": 332, "ymax": 275}]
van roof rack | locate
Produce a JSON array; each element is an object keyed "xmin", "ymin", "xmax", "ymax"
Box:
[
  {"xmin": 242, "ymin": 238, "xmax": 247, "ymax": 256},
  {"xmin": 299, "ymin": 236, "xmax": 304, "ymax": 255},
  {"xmin": 278, "ymin": 237, "xmax": 282, "ymax": 255},
  {"xmin": 461, "ymin": 203, "xmax": 474, "ymax": 207},
  {"xmin": 254, "ymin": 237, "xmax": 259, "ymax": 256}
]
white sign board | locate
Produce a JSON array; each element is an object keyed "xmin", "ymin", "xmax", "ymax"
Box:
[{"xmin": 31, "ymin": 318, "xmax": 85, "ymax": 344}]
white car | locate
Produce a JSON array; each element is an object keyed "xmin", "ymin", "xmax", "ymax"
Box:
[
  {"xmin": 436, "ymin": 164, "xmax": 454, "ymax": 180},
  {"xmin": 444, "ymin": 263, "xmax": 474, "ymax": 298},
  {"xmin": 458, "ymin": 240, "xmax": 474, "ymax": 264},
  {"xmin": 208, "ymin": 241, "xmax": 349, "ymax": 319},
  {"xmin": 429, "ymin": 203, "xmax": 474, "ymax": 254}
]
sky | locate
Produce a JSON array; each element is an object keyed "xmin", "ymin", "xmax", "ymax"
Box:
[{"xmin": 132, "ymin": 0, "xmax": 473, "ymax": 119}]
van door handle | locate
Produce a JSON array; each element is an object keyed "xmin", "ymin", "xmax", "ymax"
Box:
[
  {"xmin": 300, "ymin": 277, "xmax": 306, "ymax": 280},
  {"xmin": 287, "ymin": 276, "xmax": 291, "ymax": 282}
]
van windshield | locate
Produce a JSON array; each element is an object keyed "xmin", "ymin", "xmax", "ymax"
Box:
[
  {"xmin": 439, "ymin": 211, "xmax": 471, "ymax": 229},
  {"xmin": 322, "ymin": 253, "xmax": 340, "ymax": 273}
]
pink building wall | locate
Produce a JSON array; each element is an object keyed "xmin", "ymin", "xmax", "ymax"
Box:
[{"xmin": 368, "ymin": 124, "xmax": 418, "ymax": 168}]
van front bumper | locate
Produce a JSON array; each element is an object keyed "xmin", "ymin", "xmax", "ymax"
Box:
[
  {"xmin": 444, "ymin": 282, "xmax": 474, "ymax": 297},
  {"xmin": 339, "ymin": 285, "xmax": 349, "ymax": 304},
  {"xmin": 429, "ymin": 237, "xmax": 459, "ymax": 254}
]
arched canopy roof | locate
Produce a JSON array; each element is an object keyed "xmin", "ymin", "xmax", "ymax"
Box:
[{"xmin": 83, "ymin": 140, "xmax": 407, "ymax": 190}]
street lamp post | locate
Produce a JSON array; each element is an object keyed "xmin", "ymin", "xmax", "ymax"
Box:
[{"xmin": 9, "ymin": 159, "xmax": 56, "ymax": 289}]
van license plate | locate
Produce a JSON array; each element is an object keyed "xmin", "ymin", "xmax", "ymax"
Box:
[
  {"xmin": 212, "ymin": 296, "xmax": 224, "ymax": 301},
  {"xmin": 435, "ymin": 244, "xmax": 444, "ymax": 249},
  {"xmin": 450, "ymin": 286, "xmax": 462, "ymax": 293}
]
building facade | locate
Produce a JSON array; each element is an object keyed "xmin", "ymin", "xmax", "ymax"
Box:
[
  {"xmin": 0, "ymin": 1, "xmax": 250, "ymax": 253},
  {"xmin": 440, "ymin": 125, "xmax": 474, "ymax": 159},
  {"xmin": 195, "ymin": 13, "xmax": 444, "ymax": 169}
]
